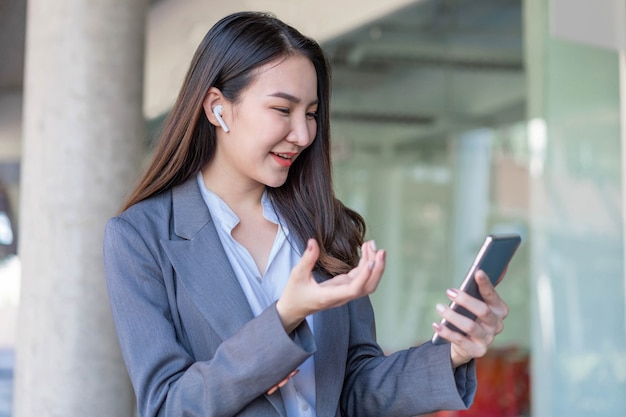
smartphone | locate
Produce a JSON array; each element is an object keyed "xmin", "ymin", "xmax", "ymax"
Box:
[{"xmin": 431, "ymin": 234, "xmax": 521, "ymax": 345}]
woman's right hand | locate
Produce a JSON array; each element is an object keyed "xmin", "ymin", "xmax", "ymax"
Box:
[{"xmin": 276, "ymin": 239, "xmax": 385, "ymax": 333}]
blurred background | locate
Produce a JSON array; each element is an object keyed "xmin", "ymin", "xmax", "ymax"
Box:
[{"xmin": 0, "ymin": 0, "xmax": 625, "ymax": 416}]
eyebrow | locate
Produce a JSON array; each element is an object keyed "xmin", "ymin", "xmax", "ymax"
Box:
[{"xmin": 268, "ymin": 92, "xmax": 318, "ymax": 105}]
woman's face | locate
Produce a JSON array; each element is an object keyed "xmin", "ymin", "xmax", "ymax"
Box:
[{"xmin": 214, "ymin": 55, "xmax": 318, "ymax": 190}]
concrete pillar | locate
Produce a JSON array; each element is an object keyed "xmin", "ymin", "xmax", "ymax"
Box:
[
  {"xmin": 14, "ymin": 1, "xmax": 147, "ymax": 416},
  {"xmin": 451, "ymin": 129, "xmax": 493, "ymax": 282}
]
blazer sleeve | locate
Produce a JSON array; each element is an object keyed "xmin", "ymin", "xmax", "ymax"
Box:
[
  {"xmin": 103, "ymin": 216, "xmax": 316, "ymax": 417},
  {"xmin": 340, "ymin": 295, "xmax": 477, "ymax": 417}
]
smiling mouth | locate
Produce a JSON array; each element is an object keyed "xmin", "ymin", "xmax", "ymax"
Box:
[{"xmin": 270, "ymin": 152, "xmax": 296, "ymax": 167}]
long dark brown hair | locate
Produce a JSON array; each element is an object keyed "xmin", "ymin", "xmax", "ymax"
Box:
[{"xmin": 122, "ymin": 11, "xmax": 365, "ymax": 275}]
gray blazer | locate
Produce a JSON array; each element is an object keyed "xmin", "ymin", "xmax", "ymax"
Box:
[{"xmin": 103, "ymin": 176, "xmax": 476, "ymax": 417}]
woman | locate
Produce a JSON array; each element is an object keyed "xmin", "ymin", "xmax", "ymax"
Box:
[{"xmin": 103, "ymin": 11, "xmax": 509, "ymax": 417}]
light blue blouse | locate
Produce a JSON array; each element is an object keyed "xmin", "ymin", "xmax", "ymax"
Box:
[{"xmin": 196, "ymin": 173, "xmax": 316, "ymax": 416}]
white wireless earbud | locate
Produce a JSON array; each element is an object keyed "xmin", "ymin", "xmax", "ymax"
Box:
[{"xmin": 212, "ymin": 105, "xmax": 230, "ymax": 132}]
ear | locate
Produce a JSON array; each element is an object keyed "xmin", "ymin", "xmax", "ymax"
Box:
[{"xmin": 203, "ymin": 87, "xmax": 228, "ymax": 129}]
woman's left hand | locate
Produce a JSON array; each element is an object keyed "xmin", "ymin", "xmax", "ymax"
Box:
[
  {"xmin": 432, "ymin": 270, "xmax": 509, "ymax": 368},
  {"xmin": 276, "ymin": 239, "xmax": 385, "ymax": 333}
]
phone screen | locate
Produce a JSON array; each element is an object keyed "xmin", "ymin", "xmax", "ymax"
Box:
[{"xmin": 431, "ymin": 234, "xmax": 521, "ymax": 345}]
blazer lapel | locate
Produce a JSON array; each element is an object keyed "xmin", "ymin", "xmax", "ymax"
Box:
[
  {"xmin": 161, "ymin": 177, "xmax": 288, "ymax": 417},
  {"xmin": 282, "ymin": 239, "xmax": 351, "ymax": 416},
  {"xmin": 313, "ymin": 273, "xmax": 350, "ymax": 417},
  {"xmin": 160, "ymin": 177, "xmax": 254, "ymax": 342}
]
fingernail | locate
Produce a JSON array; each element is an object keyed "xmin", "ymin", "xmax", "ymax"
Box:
[
  {"xmin": 307, "ymin": 239, "xmax": 314, "ymax": 250},
  {"xmin": 369, "ymin": 260, "xmax": 375, "ymax": 270},
  {"xmin": 446, "ymin": 288, "xmax": 458, "ymax": 299},
  {"xmin": 370, "ymin": 240, "xmax": 377, "ymax": 251},
  {"xmin": 436, "ymin": 303, "xmax": 446, "ymax": 313},
  {"xmin": 432, "ymin": 322, "xmax": 443, "ymax": 331}
]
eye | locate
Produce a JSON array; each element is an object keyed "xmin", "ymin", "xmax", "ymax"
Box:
[
  {"xmin": 274, "ymin": 107, "xmax": 290, "ymax": 115},
  {"xmin": 307, "ymin": 111, "xmax": 318, "ymax": 120}
]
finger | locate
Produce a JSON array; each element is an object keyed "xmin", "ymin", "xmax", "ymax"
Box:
[
  {"xmin": 432, "ymin": 321, "xmax": 489, "ymax": 365},
  {"xmin": 365, "ymin": 240, "xmax": 377, "ymax": 266},
  {"xmin": 312, "ymin": 242, "xmax": 385, "ymax": 310},
  {"xmin": 447, "ymin": 272, "xmax": 505, "ymax": 320},
  {"xmin": 475, "ymin": 270, "xmax": 509, "ymax": 318},
  {"xmin": 332, "ymin": 243, "xmax": 374, "ymax": 287},
  {"xmin": 356, "ymin": 240, "xmax": 383, "ymax": 275},
  {"xmin": 475, "ymin": 270, "xmax": 503, "ymax": 305},
  {"xmin": 363, "ymin": 249, "xmax": 385, "ymax": 294},
  {"xmin": 266, "ymin": 369, "xmax": 300, "ymax": 395},
  {"xmin": 432, "ymin": 320, "xmax": 472, "ymax": 348},
  {"xmin": 345, "ymin": 246, "xmax": 384, "ymax": 294},
  {"xmin": 475, "ymin": 270, "xmax": 496, "ymax": 298},
  {"xmin": 356, "ymin": 242, "xmax": 385, "ymax": 286},
  {"xmin": 292, "ymin": 239, "xmax": 320, "ymax": 279},
  {"xmin": 439, "ymin": 286, "xmax": 507, "ymax": 341},
  {"xmin": 317, "ymin": 260, "xmax": 380, "ymax": 306},
  {"xmin": 435, "ymin": 303, "xmax": 489, "ymax": 341},
  {"xmin": 445, "ymin": 288, "xmax": 503, "ymax": 332},
  {"xmin": 354, "ymin": 241, "xmax": 375, "ymax": 271},
  {"xmin": 445, "ymin": 288, "xmax": 491, "ymax": 323}
]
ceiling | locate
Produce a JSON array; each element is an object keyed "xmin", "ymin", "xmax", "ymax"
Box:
[{"xmin": 324, "ymin": 0, "xmax": 524, "ymax": 153}]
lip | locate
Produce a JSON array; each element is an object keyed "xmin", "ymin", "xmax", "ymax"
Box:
[{"xmin": 270, "ymin": 152, "xmax": 297, "ymax": 168}]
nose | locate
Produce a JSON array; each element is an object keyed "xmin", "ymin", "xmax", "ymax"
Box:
[{"xmin": 286, "ymin": 114, "xmax": 316, "ymax": 147}]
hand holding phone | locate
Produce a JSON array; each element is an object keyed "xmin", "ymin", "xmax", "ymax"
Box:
[{"xmin": 431, "ymin": 234, "xmax": 521, "ymax": 345}]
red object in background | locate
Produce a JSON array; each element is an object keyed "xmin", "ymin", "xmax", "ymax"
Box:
[{"xmin": 426, "ymin": 346, "xmax": 530, "ymax": 417}]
